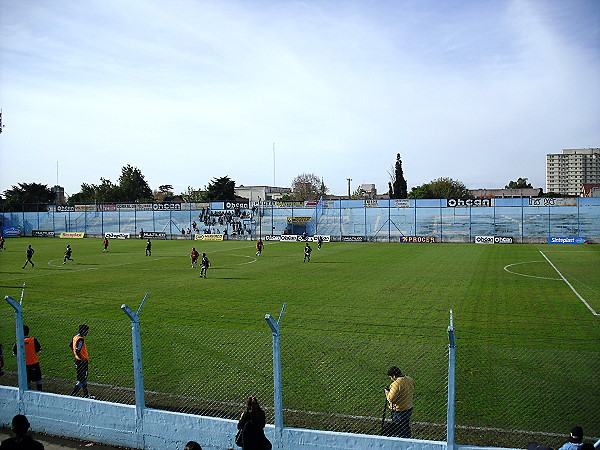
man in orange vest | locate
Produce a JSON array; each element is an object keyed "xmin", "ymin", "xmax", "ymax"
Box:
[
  {"xmin": 12, "ymin": 325, "xmax": 43, "ymax": 391},
  {"xmin": 70, "ymin": 324, "xmax": 93, "ymax": 398}
]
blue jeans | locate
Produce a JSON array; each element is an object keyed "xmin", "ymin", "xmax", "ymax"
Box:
[{"xmin": 391, "ymin": 408, "xmax": 413, "ymax": 438}]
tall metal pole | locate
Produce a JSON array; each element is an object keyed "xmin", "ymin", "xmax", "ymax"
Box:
[
  {"xmin": 121, "ymin": 294, "xmax": 148, "ymax": 449},
  {"xmin": 347, "ymin": 178, "xmax": 352, "ymax": 198},
  {"xmin": 5, "ymin": 296, "xmax": 28, "ymax": 402},
  {"xmin": 447, "ymin": 310, "xmax": 456, "ymax": 450},
  {"xmin": 265, "ymin": 304, "xmax": 286, "ymax": 434}
]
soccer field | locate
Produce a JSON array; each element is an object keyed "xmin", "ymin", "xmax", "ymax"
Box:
[{"xmin": 1, "ymin": 238, "xmax": 599, "ymax": 447}]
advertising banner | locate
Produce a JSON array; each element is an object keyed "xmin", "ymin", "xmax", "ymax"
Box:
[
  {"xmin": 530, "ymin": 198, "xmax": 577, "ymax": 207},
  {"xmin": 264, "ymin": 235, "xmax": 281, "ymax": 241},
  {"xmin": 195, "ymin": 234, "xmax": 224, "ymax": 241},
  {"xmin": 56, "ymin": 205, "xmax": 75, "ymax": 212},
  {"xmin": 153, "ymin": 203, "xmax": 181, "ymax": 211},
  {"xmin": 2, "ymin": 227, "xmax": 21, "ymax": 237},
  {"xmin": 401, "ymin": 236, "xmax": 435, "ymax": 243},
  {"xmin": 280, "ymin": 235, "xmax": 299, "ymax": 242},
  {"xmin": 447, "ymin": 198, "xmax": 494, "ymax": 207},
  {"xmin": 105, "ymin": 232, "xmax": 130, "ymax": 239},
  {"xmin": 475, "ymin": 236, "xmax": 494, "ymax": 244},
  {"xmin": 60, "ymin": 232, "xmax": 85, "ymax": 238},
  {"xmin": 313, "ymin": 235, "xmax": 331, "ymax": 242},
  {"xmin": 33, "ymin": 230, "xmax": 55, "ymax": 238},
  {"xmin": 494, "ymin": 236, "xmax": 513, "ymax": 244},
  {"xmin": 143, "ymin": 232, "xmax": 167, "ymax": 240},
  {"xmin": 286, "ymin": 217, "xmax": 311, "ymax": 224},
  {"xmin": 548, "ymin": 237, "xmax": 588, "ymax": 244},
  {"xmin": 341, "ymin": 236, "xmax": 365, "ymax": 242},
  {"xmin": 394, "ymin": 199, "xmax": 410, "ymax": 208}
]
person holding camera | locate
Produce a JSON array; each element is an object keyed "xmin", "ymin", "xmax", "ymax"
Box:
[{"xmin": 384, "ymin": 366, "xmax": 415, "ymax": 438}]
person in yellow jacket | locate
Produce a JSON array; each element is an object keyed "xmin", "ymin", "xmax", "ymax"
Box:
[
  {"xmin": 384, "ymin": 366, "xmax": 415, "ymax": 438},
  {"xmin": 70, "ymin": 324, "xmax": 93, "ymax": 398}
]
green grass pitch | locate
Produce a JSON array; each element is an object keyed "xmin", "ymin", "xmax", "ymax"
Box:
[{"xmin": 0, "ymin": 238, "xmax": 598, "ymax": 447}]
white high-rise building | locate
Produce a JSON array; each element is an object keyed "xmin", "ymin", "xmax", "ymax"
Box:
[{"xmin": 546, "ymin": 148, "xmax": 600, "ymax": 196}]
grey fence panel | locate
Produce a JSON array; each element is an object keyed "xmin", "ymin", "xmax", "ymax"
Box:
[
  {"xmin": 141, "ymin": 323, "xmax": 274, "ymax": 420},
  {"xmin": 280, "ymin": 333, "xmax": 449, "ymax": 442},
  {"xmin": 456, "ymin": 345, "xmax": 600, "ymax": 449},
  {"xmin": 0, "ymin": 310, "xmax": 134, "ymax": 404}
]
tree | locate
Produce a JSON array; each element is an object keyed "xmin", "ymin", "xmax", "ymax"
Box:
[
  {"xmin": 407, "ymin": 177, "xmax": 472, "ymax": 199},
  {"xmin": 180, "ymin": 186, "xmax": 206, "ymax": 203},
  {"xmin": 3, "ymin": 183, "xmax": 55, "ymax": 211},
  {"xmin": 69, "ymin": 178, "xmax": 118, "ymax": 204},
  {"xmin": 291, "ymin": 173, "xmax": 328, "ymax": 201},
  {"xmin": 205, "ymin": 176, "xmax": 235, "ymax": 202},
  {"xmin": 407, "ymin": 183, "xmax": 433, "ymax": 199},
  {"xmin": 154, "ymin": 185, "xmax": 174, "ymax": 202},
  {"xmin": 505, "ymin": 178, "xmax": 533, "ymax": 189},
  {"xmin": 388, "ymin": 153, "xmax": 407, "ymax": 199},
  {"xmin": 117, "ymin": 165, "xmax": 153, "ymax": 202}
]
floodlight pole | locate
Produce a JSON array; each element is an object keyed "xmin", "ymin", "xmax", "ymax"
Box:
[
  {"xmin": 265, "ymin": 303, "xmax": 286, "ymax": 434},
  {"xmin": 121, "ymin": 293, "xmax": 148, "ymax": 448},
  {"xmin": 447, "ymin": 309, "xmax": 457, "ymax": 450},
  {"xmin": 5, "ymin": 296, "xmax": 28, "ymax": 404}
]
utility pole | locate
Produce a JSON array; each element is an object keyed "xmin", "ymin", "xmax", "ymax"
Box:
[{"xmin": 347, "ymin": 178, "xmax": 352, "ymax": 198}]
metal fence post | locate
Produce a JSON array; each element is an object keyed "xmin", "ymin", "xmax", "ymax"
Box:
[
  {"xmin": 447, "ymin": 310, "xmax": 457, "ymax": 450},
  {"xmin": 5, "ymin": 296, "xmax": 28, "ymax": 405},
  {"xmin": 265, "ymin": 303, "xmax": 286, "ymax": 445},
  {"xmin": 121, "ymin": 294, "xmax": 148, "ymax": 448}
]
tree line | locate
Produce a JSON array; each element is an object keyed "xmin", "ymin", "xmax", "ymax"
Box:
[{"xmin": 1, "ymin": 157, "xmax": 539, "ymax": 212}]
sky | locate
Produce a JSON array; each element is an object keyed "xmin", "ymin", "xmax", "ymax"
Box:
[{"xmin": 1, "ymin": 0, "xmax": 599, "ymax": 198}]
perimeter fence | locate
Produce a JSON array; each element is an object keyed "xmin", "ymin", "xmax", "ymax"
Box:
[
  {"xmin": 2, "ymin": 197, "xmax": 599, "ymax": 242},
  {"xmin": 1, "ymin": 305, "xmax": 598, "ymax": 449}
]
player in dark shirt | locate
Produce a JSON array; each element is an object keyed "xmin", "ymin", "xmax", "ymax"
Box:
[
  {"xmin": 303, "ymin": 243, "xmax": 312, "ymax": 263},
  {"xmin": 22, "ymin": 245, "xmax": 35, "ymax": 269},
  {"xmin": 145, "ymin": 239, "xmax": 152, "ymax": 256},
  {"xmin": 200, "ymin": 253, "xmax": 210, "ymax": 278},
  {"xmin": 63, "ymin": 245, "xmax": 74, "ymax": 264}
]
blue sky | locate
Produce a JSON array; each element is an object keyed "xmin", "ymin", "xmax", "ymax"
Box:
[{"xmin": 1, "ymin": 0, "xmax": 599, "ymax": 197}]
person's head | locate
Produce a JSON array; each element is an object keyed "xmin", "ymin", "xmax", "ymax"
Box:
[
  {"xmin": 28, "ymin": 245, "xmax": 31, "ymax": 248},
  {"xmin": 202, "ymin": 253, "xmax": 206, "ymax": 256},
  {"xmin": 184, "ymin": 441, "xmax": 202, "ymax": 450},
  {"xmin": 23, "ymin": 325, "xmax": 30, "ymax": 336},
  {"xmin": 569, "ymin": 426, "xmax": 583, "ymax": 444},
  {"xmin": 192, "ymin": 248, "xmax": 196, "ymax": 251},
  {"xmin": 78, "ymin": 324, "xmax": 89, "ymax": 336},
  {"xmin": 246, "ymin": 396, "xmax": 262, "ymax": 412},
  {"xmin": 11, "ymin": 414, "xmax": 30, "ymax": 436},
  {"xmin": 387, "ymin": 366, "xmax": 403, "ymax": 378},
  {"xmin": 67, "ymin": 244, "xmax": 70, "ymax": 248}
]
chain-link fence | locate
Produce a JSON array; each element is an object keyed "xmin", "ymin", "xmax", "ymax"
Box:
[
  {"xmin": 2, "ymin": 306, "xmax": 598, "ymax": 448},
  {"xmin": 3, "ymin": 197, "xmax": 600, "ymax": 241},
  {"xmin": 0, "ymin": 308, "xmax": 134, "ymax": 404}
]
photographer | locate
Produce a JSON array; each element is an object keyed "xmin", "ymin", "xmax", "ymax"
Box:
[{"xmin": 383, "ymin": 366, "xmax": 415, "ymax": 438}]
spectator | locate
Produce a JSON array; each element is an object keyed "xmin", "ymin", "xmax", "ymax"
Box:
[
  {"xmin": 70, "ymin": 324, "xmax": 93, "ymax": 398},
  {"xmin": 12, "ymin": 325, "xmax": 43, "ymax": 391},
  {"xmin": 0, "ymin": 414, "xmax": 45, "ymax": 449},
  {"xmin": 559, "ymin": 427, "xmax": 586, "ymax": 450},
  {"xmin": 383, "ymin": 365, "xmax": 415, "ymax": 438},
  {"xmin": 236, "ymin": 396, "xmax": 271, "ymax": 450},
  {"xmin": 184, "ymin": 441, "xmax": 202, "ymax": 450}
]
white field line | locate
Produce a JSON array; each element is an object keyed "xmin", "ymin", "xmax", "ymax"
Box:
[
  {"xmin": 503, "ymin": 261, "xmax": 561, "ymax": 280},
  {"xmin": 539, "ymin": 250, "xmax": 598, "ymax": 316}
]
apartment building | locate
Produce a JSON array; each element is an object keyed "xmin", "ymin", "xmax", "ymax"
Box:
[{"xmin": 546, "ymin": 148, "xmax": 600, "ymax": 196}]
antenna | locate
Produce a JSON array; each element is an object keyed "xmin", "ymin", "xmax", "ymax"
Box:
[{"xmin": 273, "ymin": 142, "xmax": 276, "ymax": 186}]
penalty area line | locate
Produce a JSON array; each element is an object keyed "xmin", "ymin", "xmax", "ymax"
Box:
[{"xmin": 539, "ymin": 250, "xmax": 598, "ymax": 316}]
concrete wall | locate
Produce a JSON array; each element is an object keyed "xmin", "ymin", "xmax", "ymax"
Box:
[{"xmin": 1, "ymin": 386, "xmax": 454, "ymax": 450}]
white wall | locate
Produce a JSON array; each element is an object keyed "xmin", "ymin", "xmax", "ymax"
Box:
[{"xmin": 1, "ymin": 386, "xmax": 452, "ymax": 450}]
